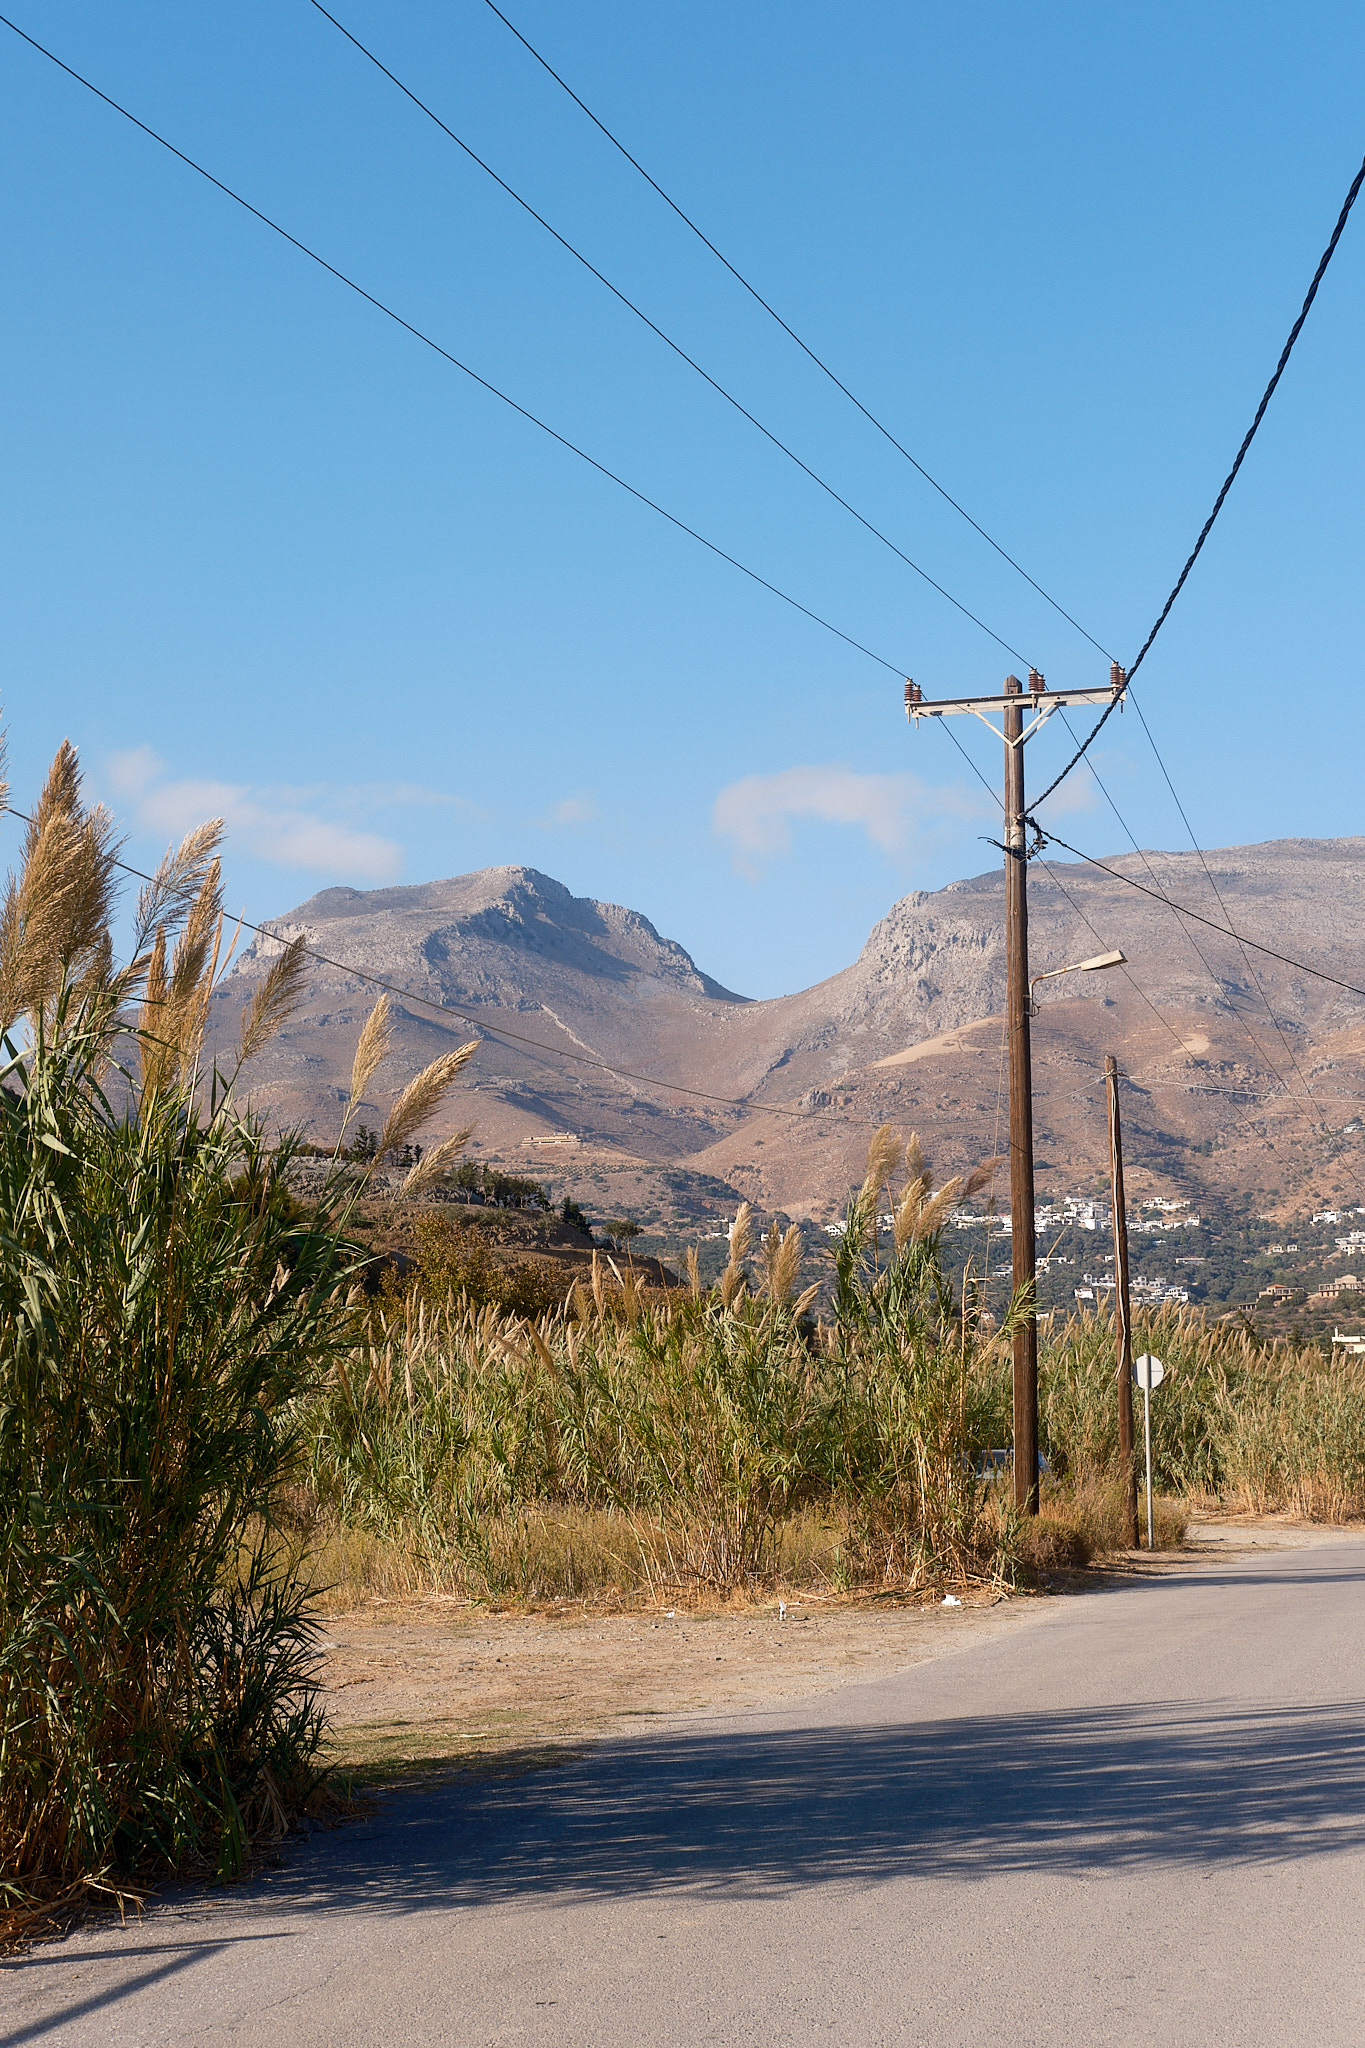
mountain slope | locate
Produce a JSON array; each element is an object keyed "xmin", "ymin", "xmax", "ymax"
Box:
[{"xmin": 212, "ymin": 840, "xmax": 1365, "ymax": 1224}]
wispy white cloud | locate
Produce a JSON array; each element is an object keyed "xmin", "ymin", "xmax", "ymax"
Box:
[
  {"xmin": 539, "ymin": 794, "xmax": 598, "ymax": 828},
  {"xmin": 713, "ymin": 763, "xmax": 985, "ymax": 876},
  {"xmin": 1032, "ymin": 762, "xmax": 1100, "ymax": 819},
  {"xmin": 106, "ymin": 746, "xmax": 162, "ymax": 801},
  {"xmin": 106, "ymin": 749, "xmax": 404, "ymax": 883}
]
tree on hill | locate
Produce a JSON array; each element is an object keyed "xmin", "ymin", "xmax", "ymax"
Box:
[{"xmin": 448, "ymin": 1160, "xmax": 550, "ymax": 1211}]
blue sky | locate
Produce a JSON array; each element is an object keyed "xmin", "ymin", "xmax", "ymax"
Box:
[{"xmin": 4, "ymin": 1, "xmax": 1363, "ymax": 997}]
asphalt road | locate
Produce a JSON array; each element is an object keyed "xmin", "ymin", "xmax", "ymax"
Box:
[{"xmin": 7, "ymin": 1533, "xmax": 1365, "ymax": 2047}]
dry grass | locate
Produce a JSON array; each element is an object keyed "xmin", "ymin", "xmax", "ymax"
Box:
[
  {"xmin": 302, "ymin": 1504, "xmax": 859, "ymax": 1614},
  {"xmin": 341, "ymin": 992, "xmax": 393, "ymax": 1141},
  {"xmin": 299, "ymin": 1134, "xmax": 1270, "ymax": 1617},
  {"xmin": 296, "ymin": 1481, "xmax": 1198, "ymax": 1618},
  {"xmin": 300, "ymin": 1270, "xmax": 1365, "ymax": 1616},
  {"xmin": 237, "ymin": 932, "xmax": 310, "ymax": 1065},
  {"xmin": 377, "ymin": 1042, "xmax": 480, "ymax": 1163},
  {"xmin": 1006, "ymin": 1480, "xmax": 1189, "ymax": 1575}
]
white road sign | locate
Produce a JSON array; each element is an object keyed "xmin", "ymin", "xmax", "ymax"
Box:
[{"xmin": 1133, "ymin": 1354, "xmax": 1164, "ymax": 1547}]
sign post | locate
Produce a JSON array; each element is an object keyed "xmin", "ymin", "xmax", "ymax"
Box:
[{"xmin": 1133, "ymin": 1353, "xmax": 1165, "ymax": 1548}]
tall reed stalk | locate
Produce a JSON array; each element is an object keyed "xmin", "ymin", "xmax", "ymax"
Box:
[{"xmin": 0, "ymin": 740, "xmax": 480, "ymax": 1935}]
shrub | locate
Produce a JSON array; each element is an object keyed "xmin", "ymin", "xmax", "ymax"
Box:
[
  {"xmin": 0, "ymin": 744, "xmax": 480, "ymax": 1935},
  {"xmin": 410, "ymin": 1212, "xmax": 569, "ymax": 1320}
]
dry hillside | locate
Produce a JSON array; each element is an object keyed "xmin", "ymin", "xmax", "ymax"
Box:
[{"xmin": 208, "ymin": 841, "xmax": 1365, "ymax": 1229}]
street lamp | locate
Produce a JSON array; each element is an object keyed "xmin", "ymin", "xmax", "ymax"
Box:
[{"xmin": 1027, "ymin": 949, "xmax": 1126, "ymax": 1016}]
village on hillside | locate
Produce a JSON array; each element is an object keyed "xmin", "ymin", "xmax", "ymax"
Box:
[{"xmin": 389, "ymin": 1121, "xmax": 1365, "ymax": 1352}]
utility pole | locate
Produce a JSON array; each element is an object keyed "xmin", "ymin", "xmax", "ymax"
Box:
[
  {"xmin": 1106, "ymin": 1054, "xmax": 1140, "ymax": 1546},
  {"xmin": 904, "ymin": 662, "xmax": 1127, "ymax": 1519},
  {"xmin": 1005, "ymin": 673, "xmax": 1039, "ymax": 1513}
]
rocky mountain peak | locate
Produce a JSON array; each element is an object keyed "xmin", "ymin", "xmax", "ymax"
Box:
[
  {"xmin": 230, "ymin": 863, "xmax": 745, "ymax": 1007},
  {"xmin": 216, "ymin": 838, "xmax": 1365, "ymax": 1226}
]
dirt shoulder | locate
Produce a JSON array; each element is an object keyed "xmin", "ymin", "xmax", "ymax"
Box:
[
  {"xmin": 316, "ymin": 1517, "xmax": 1365, "ymax": 1785},
  {"xmin": 317, "ymin": 1591, "xmax": 1045, "ymax": 1782}
]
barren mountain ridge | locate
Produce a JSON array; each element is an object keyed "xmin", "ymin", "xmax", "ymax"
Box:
[{"xmin": 210, "ymin": 839, "xmax": 1365, "ymax": 1227}]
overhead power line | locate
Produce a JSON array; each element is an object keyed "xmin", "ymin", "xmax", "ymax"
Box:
[
  {"xmin": 1035, "ymin": 849, "xmax": 1237, "ymax": 1058},
  {"xmin": 1028, "ymin": 141, "xmax": 1365, "ymax": 815},
  {"xmin": 930, "ymin": 712, "xmax": 1311, "ymax": 1148},
  {"xmin": 1022, "ymin": 844, "xmax": 1313, "ymax": 1173},
  {"xmin": 1026, "ymin": 687, "xmax": 1126, "ymax": 820},
  {"xmin": 482, "ymin": 0, "xmax": 1116, "ymax": 663},
  {"xmin": 928, "ymin": 690, "xmax": 1365, "ymax": 1201},
  {"xmin": 1128, "ymin": 148, "xmax": 1365, "ymax": 684},
  {"xmin": 1047, "ymin": 704, "xmax": 1327, "ymax": 1139},
  {"xmin": 937, "ymin": 678, "xmax": 1365, "ymax": 1183},
  {"xmin": 1032, "ymin": 796, "xmax": 1361, "ymax": 1201},
  {"xmin": 307, "ymin": 1, "xmax": 1035, "ymax": 667},
  {"xmin": 0, "ymin": 12, "xmax": 913, "ymax": 682},
  {"xmin": 1033, "ymin": 828, "xmax": 1365, "ymax": 1003},
  {"xmin": 1123, "ymin": 693, "xmax": 1340, "ymax": 1143}
]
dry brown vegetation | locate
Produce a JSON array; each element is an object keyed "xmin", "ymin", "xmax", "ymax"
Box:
[{"xmin": 291, "ymin": 1140, "xmax": 1217, "ymax": 1614}]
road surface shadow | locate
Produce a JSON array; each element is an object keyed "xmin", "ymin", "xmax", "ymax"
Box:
[{"xmin": 257, "ymin": 1695, "xmax": 1365, "ymax": 1911}]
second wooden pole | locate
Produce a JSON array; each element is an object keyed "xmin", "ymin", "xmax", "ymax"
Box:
[
  {"xmin": 1106, "ymin": 1053, "xmax": 1140, "ymax": 1546},
  {"xmin": 1005, "ymin": 675, "xmax": 1039, "ymax": 1515}
]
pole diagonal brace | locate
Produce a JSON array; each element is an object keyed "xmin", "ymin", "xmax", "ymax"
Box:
[{"xmin": 904, "ymin": 678, "xmax": 1124, "ymax": 746}]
